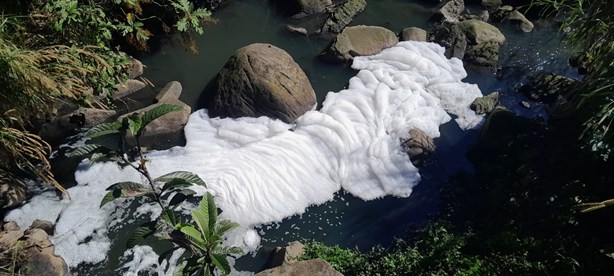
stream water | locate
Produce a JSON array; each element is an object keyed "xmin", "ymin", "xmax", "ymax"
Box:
[{"xmin": 6, "ymin": 0, "xmax": 577, "ymax": 275}]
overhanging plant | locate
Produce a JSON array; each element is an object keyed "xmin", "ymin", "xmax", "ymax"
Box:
[{"xmin": 68, "ymin": 104, "xmax": 243, "ymax": 275}]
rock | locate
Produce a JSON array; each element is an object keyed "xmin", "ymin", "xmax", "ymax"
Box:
[
  {"xmin": 128, "ymin": 58, "xmax": 144, "ymax": 79},
  {"xmin": 458, "ymin": 20, "xmax": 506, "ymax": 45},
  {"xmin": 320, "ymin": 0, "xmax": 367, "ymax": 34},
  {"xmin": 0, "ymin": 227, "xmax": 69, "ymax": 276},
  {"xmin": 298, "ymin": 0, "xmax": 332, "ymax": 14},
  {"xmin": 22, "ymin": 229, "xmax": 69, "ymax": 276},
  {"xmin": 401, "ymin": 129, "xmax": 436, "ymax": 167},
  {"xmin": 428, "ymin": 21, "xmax": 467, "ymax": 59},
  {"xmin": 257, "ymin": 259, "xmax": 343, "ymax": 276},
  {"xmin": 40, "ymin": 107, "xmax": 117, "ymax": 145},
  {"xmin": 211, "ymin": 44, "xmax": 316, "ymax": 123},
  {"xmin": 3, "ymin": 221, "xmax": 20, "ymax": 232},
  {"xmin": 490, "ymin": 5, "xmax": 513, "ymax": 22},
  {"xmin": 400, "ymin": 27, "xmax": 427, "ymax": 42},
  {"xmin": 286, "ymin": 25, "xmax": 308, "ymax": 35},
  {"xmin": 325, "ymin": 25, "xmax": 398, "ymax": 62},
  {"xmin": 0, "ymin": 230, "xmax": 24, "ymax": 248},
  {"xmin": 507, "ymin": 10, "xmax": 534, "ymax": 32},
  {"xmin": 154, "ymin": 81, "xmax": 182, "ymax": 103},
  {"xmin": 269, "ymin": 241, "xmax": 305, "ymax": 268},
  {"xmin": 430, "ymin": 0, "xmax": 464, "ymax": 23},
  {"xmin": 519, "ymin": 73, "xmax": 577, "ymax": 104},
  {"xmin": 478, "ymin": 10, "xmax": 489, "ymax": 21},
  {"xmin": 464, "ymin": 41, "xmax": 500, "ymax": 70},
  {"xmin": 114, "ymin": 79, "xmax": 147, "ymax": 99},
  {"xmin": 481, "ymin": 0, "xmax": 501, "ymax": 12},
  {"xmin": 120, "ymin": 81, "xmax": 191, "ymax": 148},
  {"xmin": 470, "ymin": 92, "xmax": 500, "ymax": 114},
  {"xmin": 0, "ymin": 176, "xmax": 27, "ymax": 210},
  {"xmin": 29, "ymin": 219, "xmax": 55, "ymax": 235}
]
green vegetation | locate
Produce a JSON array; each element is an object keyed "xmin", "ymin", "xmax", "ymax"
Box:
[
  {"xmin": 531, "ymin": 0, "xmax": 614, "ymax": 159},
  {"xmin": 68, "ymin": 104, "xmax": 242, "ymax": 275},
  {"xmin": 0, "ymin": 240, "xmax": 28, "ymax": 275},
  {"xmin": 0, "ymin": 0, "xmax": 213, "ymax": 199},
  {"xmin": 303, "ymin": 224, "xmax": 550, "ymax": 276}
]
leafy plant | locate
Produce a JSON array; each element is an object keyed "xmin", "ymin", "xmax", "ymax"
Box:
[
  {"xmin": 531, "ymin": 0, "xmax": 614, "ymax": 159},
  {"xmin": 172, "ymin": 0, "xmax": 212, "ymax": 35},
  {"xmin": 68, "ymin": 104, "xmax": 243, "ymax": 275}
]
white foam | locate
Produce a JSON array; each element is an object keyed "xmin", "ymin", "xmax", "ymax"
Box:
[{"xmin": 5, "ymin": 41, "xmax": 483, "ymax": 269}]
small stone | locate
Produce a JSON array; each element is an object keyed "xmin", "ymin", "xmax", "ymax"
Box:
[
  {"xmin": 286, "ymin": 25, "xmax": 308, "ymax": 35},
  {"xmin": 507, "ymin": 10, "xmax": 534, "ymax": 32},
  {"xmin": 521, "ymin": 101, "xmax": 531, "ymax": 108},
  {"xmin": 114, "ymin": 79, "xmax": 147, "ymax": 99},
  {"xmin": 401, "ymin": 128, "xmax": 436, "ymax": 167},
  {"xmin": 154, "ymin": 81, "xmax": 183, "ymax": 103},
  {"xmin": 3, "ymin": 221, "xmax": 20, "ymax": 231},
  {"xmin": 431, "ymin": 0, "xmax": 465, "ymax": 23},
  {"xmin": 400, "ymin": 27, "xmax": 427, "ymax": 42},
  {"xmin": 29, "ymin": 219, "xmax": 55, "ymax": 235},
  {"xmin": 128, "ymin": 58, "xmax": 144, "ymax": 79},
  {"xmin": 470, "ymin": 92, "xmax": 499, "ymax": 114}
]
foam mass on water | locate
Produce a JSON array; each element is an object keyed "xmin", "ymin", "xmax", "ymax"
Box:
[{"xmin": 5, "ymin": 42, "xmax": 484, "ymax": 272}]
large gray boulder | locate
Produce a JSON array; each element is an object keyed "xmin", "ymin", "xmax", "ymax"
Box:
[
  {"xmin": 324, "ymin": 25, "xmax": 398, "ymax": 62},
  {"xmin": 458, "ymin": 20, "xmax": 506, "ymax": 45},
  {"xmin": 519, "ymin": 74, "xmax": 577, "ymax": 104},
  {"xmin": 211, "ymin": 44, "xmax": 316, "ymax": 123},
  {"xmin": 430, "ymin": 0, "xmax": 465, "ymax": 23},
  {"xmin": 320, "ymin": 0, "xmax": 367, "ymax": 34},
  {"xmin": 257, "ymin": 259, "xmax": 343, "ymax": 276},
  {"xmin": 464, "ymin": 41, "xmax": 500, "ymax": 70},
  {"xmin": 428, "ymin": 21, "xmax": 468, "ymax": 59}
]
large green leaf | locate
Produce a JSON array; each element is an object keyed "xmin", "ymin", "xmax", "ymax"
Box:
[
  {"xmin": 161, "ymin": 178, "xmax": 192, "ymax": 193},
  {"xmin": 180, "ymin": 225, "xmax": 206, "ymax": 250},
  {"xmin": 210, "ymin": 253, "xmax": 231, "ymax": 275},
  {"xmin": 86, "ymin": 121, "xmax": 122, "ymax": 138},
  {"xmin": 204, "ymin": 192, "xmax": 217, "ymax": 234},
  {"xmin": 127, "ymin": 222, "xmax": 157, "ymax": 248},
  {"xmin": 155, "ymin": 171, "xmax": 206, "ymax": 186},
  {"xmin": 141, "ymin": 104, "xmax": 183, "ymax": 128},
  {"xmin": 213, "ymin": 246, "xmax": 244, "ymax": 256},
  {"xmin": 191, "ymin": 192, "xmax": 217, "ymax": 241},
  {"xmin": 100, "ymin": 189, "xmax": 121, "ymax": 207},
  {"xmin": 215, "ymin": 220, "xmax": 240, "ymax": 236},
  {"xmin": 126, "ymin": 115, "xmax": 142, "ymax": 136},
  {"xmin": 66, "ymin": 144, "xmax": 101, "ymax": 157}
]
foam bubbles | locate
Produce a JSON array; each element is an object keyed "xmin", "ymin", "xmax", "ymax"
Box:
[{"xmin": 5, "ymin": 41, "xmax": 483, "ymax": 269}]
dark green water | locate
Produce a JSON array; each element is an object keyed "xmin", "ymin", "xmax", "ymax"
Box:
[{"xmin": 105, "ymin": 0, "xmax": 577, "ymax": 274}]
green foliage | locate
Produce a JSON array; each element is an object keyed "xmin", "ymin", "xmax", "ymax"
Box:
[
  {"xmin": 69, "ymin": 104, "xmax": 242, "ymax": 275},
  {"xmin": 531, "ymin": 0, "xmax": 614, "ymax": 159},
  {"xmin": 0, "ymin": 240, "xmax": 29, "ymax": 275},
  {"xmin": 302, "ymin": 224, "xmax": 558, "ymax": 276},
  {"xmin": 172, "ymin": 0, "xmax": 212, "ymax": 35},
  {"xmin": 171, "ymin": 192, "xmax": 243, "ymax": 276}
]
